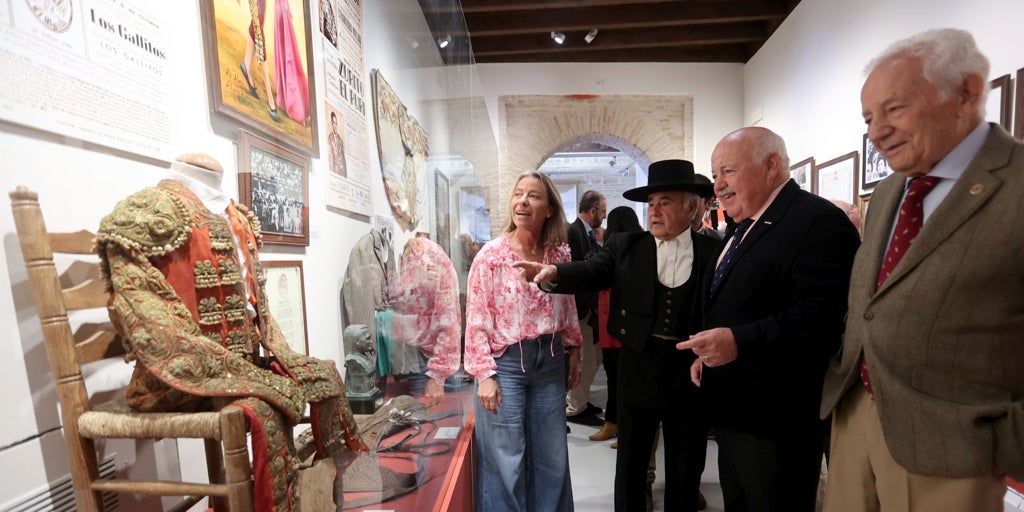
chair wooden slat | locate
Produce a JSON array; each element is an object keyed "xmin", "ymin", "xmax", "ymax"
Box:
[
  {"xmin": 49, "ymin": 230, "xmax": 96, "ymax": 254},
  {"xmin": 91, "ymin": 479, "xmax": 230, "ymax": 497},
  {"xmin": 62, "ymin": 278, "xmax": 109, "ymax": 310},
  {"xmin": 75, "ymin": 329, "xmax": 126, "ymax": 365}
]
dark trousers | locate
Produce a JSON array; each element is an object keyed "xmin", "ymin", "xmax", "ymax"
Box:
[
  {"xmin": 715, "ymin": 421, "xmax": 825, "ymax": 512},
  {"xmin": 614, "ymin": 337, "xmax": 706, "ymax": 512},
  {"xmin": 601, "ymin": 347, "xmax": 620, "ymax": 423}
]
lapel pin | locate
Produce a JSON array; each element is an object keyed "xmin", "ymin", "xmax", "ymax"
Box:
[
  {"xmin": 969, "ymin": 184, "xmax": 984, "ymax": 195},
  {"xmin": 762, "ymin": 221, "xmax": 773, "ymax": 225}
]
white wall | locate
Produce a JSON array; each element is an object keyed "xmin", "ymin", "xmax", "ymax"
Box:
[
  {"xmin": 743, "ymin": 0, "xmax": 1024, "ymax": 188},
  {"xmin": 476, "ymin": 62, "xmax": 745, "ymax": 172}
]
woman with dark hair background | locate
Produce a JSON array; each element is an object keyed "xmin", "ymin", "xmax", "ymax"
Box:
[{"xmin": 589, "ymin": 206, "xmax": 643, "ymax": 443}]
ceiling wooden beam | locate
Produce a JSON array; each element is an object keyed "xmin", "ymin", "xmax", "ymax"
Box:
[
  {"xmin": 470, "ymin": 23, "xmax": 767, "ymax": 57},
  {"xmin": 463, "ymin": 1, "xmax": 788, "ymax": 36}
]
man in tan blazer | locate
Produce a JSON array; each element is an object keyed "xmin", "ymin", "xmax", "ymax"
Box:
[{"xmin": 820, "ymin": 28, "xmax": 1024, "ymax": 511}]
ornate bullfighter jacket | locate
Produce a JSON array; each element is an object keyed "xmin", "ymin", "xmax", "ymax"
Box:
[{"xmin": 96, "ymin": 179, "xmax": 363, "ymax": 512}]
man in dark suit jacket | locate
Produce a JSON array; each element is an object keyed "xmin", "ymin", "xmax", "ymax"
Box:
[
  {"xmin": 677, "ymin": 127, "xmax": 860, "ymax": 512},
  {"xmin": 566, "ymin": 190, "xmax": 607, "ymax": 425},
  {"xmin": 517, "ymin": 160, "xmax": 719, "ymax": 512},
  {"xmin": 691, "ymin": 174, "xmax": 724, "ymax": 240},
  {"xmin": 820, "ymin": 28, "xmax": 1024, "ymax": 511}
]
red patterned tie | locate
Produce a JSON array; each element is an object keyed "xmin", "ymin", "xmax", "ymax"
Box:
[{"xmin": 860, "ymin": 176, "xmax": 940, "ymax": 397}]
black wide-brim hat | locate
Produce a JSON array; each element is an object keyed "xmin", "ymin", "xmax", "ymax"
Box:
[{"xmin": 623, "ymin": 159, "xmax": 714, "ymax": 201}]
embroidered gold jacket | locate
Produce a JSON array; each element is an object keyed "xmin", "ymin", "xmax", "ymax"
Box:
[{"xmin": 96, "ymin": 180, "xmax": 361, "ymax": 512}]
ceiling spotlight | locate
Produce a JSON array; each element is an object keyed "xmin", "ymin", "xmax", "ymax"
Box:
[
  {"xmin": 551, "ymin": 31, "xmax": 566, "ymax": 45},
  {"xmin": 437, "ymin": 35, "xmax": 451, "ymax": 49},
  {"xmin": 584, "ymin": 29, "xmax": 598, "ymax": 44}
]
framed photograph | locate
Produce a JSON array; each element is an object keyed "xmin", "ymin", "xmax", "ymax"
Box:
[
  {"xmin": 1015, "ymin": 68, "xmax": 1024, "ymax": 140},
  {"xmin": 238, "ymin": 130, "xmax": 310, "ymax": 246},
  {"xmin": 813, "ymin": 151, "xmax": 859, "ymax": 204},
  {"xmin": 862, "ymin": 133, "xmax": 894, "ymax": 191},
  {"xmin": 263, "ymin": 261, "xmax": 309, "ymax": 355},
  {"xmin": 199, "ymin": 0, "xmax": 319, "ymax": 157},
  {"xmin": 790, "ymin": 157, "xmax": 814, "ymax": 192},
  {"xmin": 434, "ymin": 170, "xmax": 452, "ymax": 256},
  {"xmin": 457, "ymin": 186, "xmax": 491, "ymax": 271},
  {"xmin": 987, "ymin": 74, "xmax": 1013, "ymax": 131},
  {"xmin": 859, "ymin": 191, "xmax": 873, "ymax": 223}
]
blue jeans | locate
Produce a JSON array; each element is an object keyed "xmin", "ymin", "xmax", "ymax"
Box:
[{"xmin": 474, "ymin": 334, "xmax": 574, "ymax": 512}]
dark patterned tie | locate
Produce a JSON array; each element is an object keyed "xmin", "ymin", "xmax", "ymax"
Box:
[
  {"xmin": 710, "ymin": 219, "xmax": 753, "ymax": 296},
  {"xmin": 585, "ymin": 229, "xmax": 598, "ymax": 258},
  {"xmin": 861, "ymin": 175, "xmax": 940, "ymax": 397}
]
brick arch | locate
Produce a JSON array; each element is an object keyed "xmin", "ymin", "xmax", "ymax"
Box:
[
  {"xmin": 493, "ymin": 94, "xmax": 693, "ymax": 235},
  {"xmin": 543, "ymin": 133, "xmax": 651, "ymax": 170}
]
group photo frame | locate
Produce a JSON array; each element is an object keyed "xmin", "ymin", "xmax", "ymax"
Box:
[
  {"xmin": 862, "ymin": 133, "xmax": 894, "ymax": 191},
  {"xmin": 790, "ymin": 157, "xmax": 814, "ymax": 192},
  {"xmin": 238, "ymin": 130, "xmax": 311, "ymax": 246},
  {"xmin": 199, "ymin": 0, "xmax": 320, "ymax": 157}
]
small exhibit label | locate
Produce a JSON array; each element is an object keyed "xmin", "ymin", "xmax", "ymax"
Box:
[{"xmin": 434, "ymin": 426, "xmax": 461, "ymax": 440}]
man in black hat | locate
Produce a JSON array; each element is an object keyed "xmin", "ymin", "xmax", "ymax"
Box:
[{"xmin": 515, "ymin": 159, "xmax": 719, "ymax": 512}]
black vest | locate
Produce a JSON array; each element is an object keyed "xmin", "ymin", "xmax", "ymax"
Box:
[{"xmin": 652, "ymin": 272, "xmax": 697, "ymax": 339}]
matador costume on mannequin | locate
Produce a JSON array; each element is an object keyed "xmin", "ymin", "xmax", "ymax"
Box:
[{"xmin": 96, "ymin": 161, "xmax": 364, "ymax": 512}]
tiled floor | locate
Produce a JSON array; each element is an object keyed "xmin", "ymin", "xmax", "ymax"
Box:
[
  {"xmin": 569, "ymin": 370, "xmax": 1023, "ymax": 512},
  {"xmin": 568, "ymin": 371, "xmax": 724, "ymax": 512},
  {"xmin": 569, "ymin": 420, "xmax": 725, "ymax": 511}
]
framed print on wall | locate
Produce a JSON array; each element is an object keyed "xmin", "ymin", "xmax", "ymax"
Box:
[
  {"xmin": 371, "ymin": 69, "xmax": 429, "ymax": 232},
  {"xmin": 862, "ymin": 133, "xmax": 893, "ymax": 191},
  {"xmin": 1015, "ymin": 67, "xmax": 1024, "ymax": 140},
  {"xmin": 790, "ymin": 157, "xmax": 814, "ymax": 192},
  {"xmin": 987, "ymin": 74, "xmax": 1013, "ymax": 131},
  {"xmin": 199, "ymin": 0, "xmax": 320, "ymax": 157},
  {"xmin": 434, "ymin": 170, "xmax": 452, "ymax": 257},
  {"xmin": 813, "ymin": 151, "xmax": 859, "ymax": 205},
  {"xmin": 262, "ymin": 260, "xmax": 309, "ymax": 355},
  {"xmin": 238, "ymin": 130, "xmax": 310, "ymax": 246},
  {"xmin": 859, "ymin": 191, "xmax": 873, "ymax": 223}
]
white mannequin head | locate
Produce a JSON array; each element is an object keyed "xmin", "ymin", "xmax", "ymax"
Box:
[{"xmin": 169, "ymin": 152, "xmax": 224, "ymax": 190}]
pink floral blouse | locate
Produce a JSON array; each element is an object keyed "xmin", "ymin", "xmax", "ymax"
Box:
[
  {"xmin": 390, "ymin": 236, "xmax": 462, "ymax": 383},
  {"xmin": 464, "ymin": 235, "xmax": 582, "ymax": 380}
]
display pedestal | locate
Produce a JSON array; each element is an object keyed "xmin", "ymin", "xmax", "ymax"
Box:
[{"xmin": 347, "ymin": 389, "xmax": 384, "ymax": 414}]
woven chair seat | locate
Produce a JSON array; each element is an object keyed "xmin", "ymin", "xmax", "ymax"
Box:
[{"xmin": 79, "ymin": 406, "xmax": 223, "ymax": 440}]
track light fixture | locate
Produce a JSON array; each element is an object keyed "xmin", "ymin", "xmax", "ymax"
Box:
[
  {"xmin": 437, "ymin": 34, "xmax": 451, "ymax": 49},
  {"xmin": 551, "ymin": 31, "xmax": 566, "ymax": 45},
  {"xmin": 585, "ymin": 29, "xmax": 598, "ymax": 44}
]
